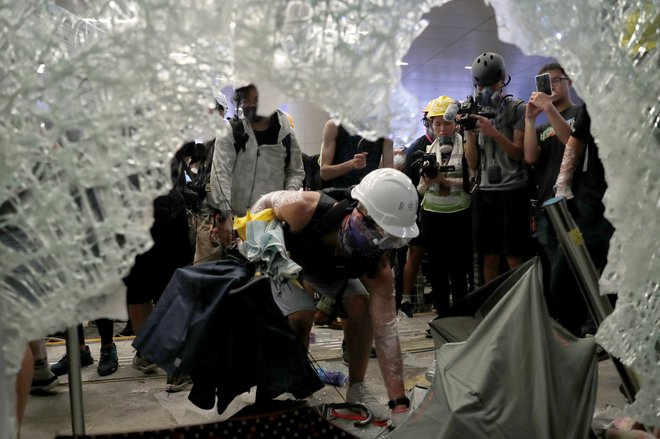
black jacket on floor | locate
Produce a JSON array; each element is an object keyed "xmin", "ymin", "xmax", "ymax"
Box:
[{"xmin": 133, "ymin": 260, "xmax": 322, "ymax": 413}]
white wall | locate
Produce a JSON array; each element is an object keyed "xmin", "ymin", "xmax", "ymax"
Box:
[{"xmin": 284, "ymin": 101, "xmax": 329, "ymax": 156}]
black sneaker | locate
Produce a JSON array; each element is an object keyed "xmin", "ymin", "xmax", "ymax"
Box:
[
  {"xmin": 116, "ymin": 321, "xmax": 134, "ymax": 337},
  {"xmin": 51, "ymin": 346, "xmax": 94, "ymax": 376},
  {"xmin": 97, "ymin": 343, "xmax": 119, "ymax": 376},
  {"xmin": 399, "ymin": 302, "xmax": 414, "ymax": 318}
]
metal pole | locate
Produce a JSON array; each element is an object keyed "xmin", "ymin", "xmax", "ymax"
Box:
[
  {"xmin": 65, "ymin": 326, "xmax": 86, "ymax": 437},
  {"xmin": 0, "ymin": 304, "xmax": 10, "ymax": 439},
  {"xmin": 543, "ymin": 197, "xmax": 640, "ymax": 402}
]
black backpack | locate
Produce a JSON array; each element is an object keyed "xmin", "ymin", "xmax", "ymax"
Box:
[
  {"xmin": 302, "ymin": 153, "xmax": 323, "ymax": 191},
  {"xmin": 175, "ymin": 140, "xmax": 215, "ymax": 213}
]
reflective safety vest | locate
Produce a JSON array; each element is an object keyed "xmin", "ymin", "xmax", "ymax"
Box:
[{"xmin": 420, "ymin": 135, "xmax": 471, "ymax": 214}]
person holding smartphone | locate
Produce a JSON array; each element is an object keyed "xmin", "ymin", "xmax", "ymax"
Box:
[
  {"xmin": 464, "ymin": 52, "xmax": 530, "ymax": 285},
  {"xmin": 523, "ymin": 63, "xmax": 614, "ymax": 336}
]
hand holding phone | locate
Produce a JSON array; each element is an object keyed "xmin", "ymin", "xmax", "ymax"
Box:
[{"xmin": 535, "ymin": 73, "xmax": 552, "ymax": 95}]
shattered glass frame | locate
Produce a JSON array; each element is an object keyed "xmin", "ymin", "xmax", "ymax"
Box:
[{"xmin": 1, "ymin": 0, "xmax": 657, "ymax": 435}]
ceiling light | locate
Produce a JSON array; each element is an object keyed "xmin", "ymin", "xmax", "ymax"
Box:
[
  {"xmin": 464, "ymin": 66, "xmax": 472, "ymax": 70},
  {"xmin": 396, "ymin": 61, "xmax": 408, "ymax": 66}
]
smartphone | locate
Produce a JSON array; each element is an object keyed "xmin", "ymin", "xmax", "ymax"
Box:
[{"xmin": 535, "ymin": 73, "xmax": 552, "ymax": 95}]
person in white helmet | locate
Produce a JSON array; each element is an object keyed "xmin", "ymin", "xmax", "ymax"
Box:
[
  {"xmin": 248, "ymin": 168, "xmax": 418, "ymax": 426},
  {"xmin": 213, "ymin": 89, "xmax": 229, "ymax": 117}
]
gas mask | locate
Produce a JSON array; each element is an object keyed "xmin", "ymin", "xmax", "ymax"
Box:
[
  {"xmin": 439, "ymin": 135, "xmax": 454, "ymax": 146},
  {"xmin": 241, "ymin": 105, "xmax": 260, "ymax": 123},
  {"xmin": 476, "ymin": 87, "xmax": 504, "ymax": 114}
]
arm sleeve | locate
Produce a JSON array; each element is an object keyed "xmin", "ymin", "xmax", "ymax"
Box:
[
  {"xmin": 284, "ymin": 132, "xmax": 305, "ymax": 191},
  {"xmin": 207, "ymin": 125, "xmax": 236, "ymax": 212}
]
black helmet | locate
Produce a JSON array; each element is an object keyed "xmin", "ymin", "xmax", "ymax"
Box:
[{"xmin": 471, "ymin": 52, "xmax": 506, "ymax": 87}]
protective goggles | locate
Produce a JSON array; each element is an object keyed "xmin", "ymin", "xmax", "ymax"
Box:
[{"xmin": 342, "ymin": 209, "xmax": 411, "ymax": 256}]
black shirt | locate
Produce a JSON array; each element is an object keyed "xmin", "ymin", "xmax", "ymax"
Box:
[
  {"xmin": 534, "ymin": 104, "xmax": 608, "ymax": 208},
  {"xmin": 253, "ymin": 113, "xmax": 281, "ymax": 146}
]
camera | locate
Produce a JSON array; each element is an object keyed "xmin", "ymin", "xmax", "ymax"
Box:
[
  {"xmin": 452, "ymin": 96, "xmax": 497, "ymax": 130},
  {"xmin": 411, "ymin": 151, "xmax": 455, "ymax": 180}
]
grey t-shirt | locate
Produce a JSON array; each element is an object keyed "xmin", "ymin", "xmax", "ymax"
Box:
[{"xmin": 478, "ymin": 97, "xmax": 527, "ymax": 191}]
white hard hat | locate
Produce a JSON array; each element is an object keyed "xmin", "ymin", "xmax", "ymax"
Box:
[
  {"xmin": 351, "ymin": 168, "xmax": 419, "ymax": 239},
  {"xmin": 214, "ymin": 89, "xmax": 228, "ymax": 110}
]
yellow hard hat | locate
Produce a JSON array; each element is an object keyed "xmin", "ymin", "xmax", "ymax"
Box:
[
  {"xmin": 423, "ymin": 98, "xmax": 435, "ymax": 114},
  {"xmin": 426, "ymin": 96, "xmax": 455, "ymax": 119}
]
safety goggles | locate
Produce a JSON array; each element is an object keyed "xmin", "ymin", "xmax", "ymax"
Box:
[{"xmin": 356, "ymin": 210, "xmax": 411, "ymax": 250}]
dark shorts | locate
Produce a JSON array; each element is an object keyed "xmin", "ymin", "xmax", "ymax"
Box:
[{"xmin": 472, "ymin": 187, "xmax": 531, "ymax": 256}]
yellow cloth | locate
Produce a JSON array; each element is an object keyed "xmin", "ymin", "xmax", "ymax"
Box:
[{"xmin": 233, "ymin": 208, "xmax": 276, "ymax": 241}]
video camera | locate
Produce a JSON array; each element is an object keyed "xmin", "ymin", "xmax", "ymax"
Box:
[
  {"xmin": 448, "ymin": 95, "xmax": 497, "ymax": 130},
  {"xmin": 410, "ymin": 151, "xmax": 455, "ymax": 180}
]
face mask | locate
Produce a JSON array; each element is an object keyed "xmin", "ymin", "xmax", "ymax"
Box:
[
  {"xmin": 338, "ymin": 209, "xmax": 383, "ymax": 257},
  {"xmin": 393, "ymin": 154, "xmax": 406, "ymax": 168},
  {"xmin": 242, "ymin": 105, "xmax": 259, "ymax": 122}
]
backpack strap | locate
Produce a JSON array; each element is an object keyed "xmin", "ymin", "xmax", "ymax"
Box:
[
  {"xmin": 231, "ymin": 115, "xmax": 291, "ymax": 168},
  {"xmin": 283, "ymin": 133, "xmax": 291, "ymax": 170},
  {"xmin": 230, "ymin": 117, "xmax": 249, "ymax": 154},
  {"xmin": 313, "ymin": 189, "xmax": 355, "ymax": 235},
  {"xmin": 502, "ymin": 96, "xmax": 525, "ymax": 129}
]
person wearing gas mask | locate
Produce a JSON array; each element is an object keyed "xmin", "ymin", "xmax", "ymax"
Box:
[
  {"xmin": 207, "ymin": 83, "xmax": 305, "ymax": 250},
  {"xmin": 415, "ymin": 96, "xmax": 472, "ymax": 313},
  {"xmin": 464, "ymin": 52, "xmax": 530, "ymax": 284},
  {"xmin": 523, "ymin": 63, "xmax": 614, "ymax": 336},
  {"xmin": 247, "ymin": 168, "xmax": 418, "ymax": 427}
]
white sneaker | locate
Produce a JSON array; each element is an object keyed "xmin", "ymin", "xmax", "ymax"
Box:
[{"xmin": 346, "ymin": 382, "xmax": 390, "ymax": 422}]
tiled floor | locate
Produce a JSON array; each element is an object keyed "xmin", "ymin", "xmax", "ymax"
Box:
[{"xmin": 20, "ymin": 316, "xmax": 628, "ymax": 438}]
